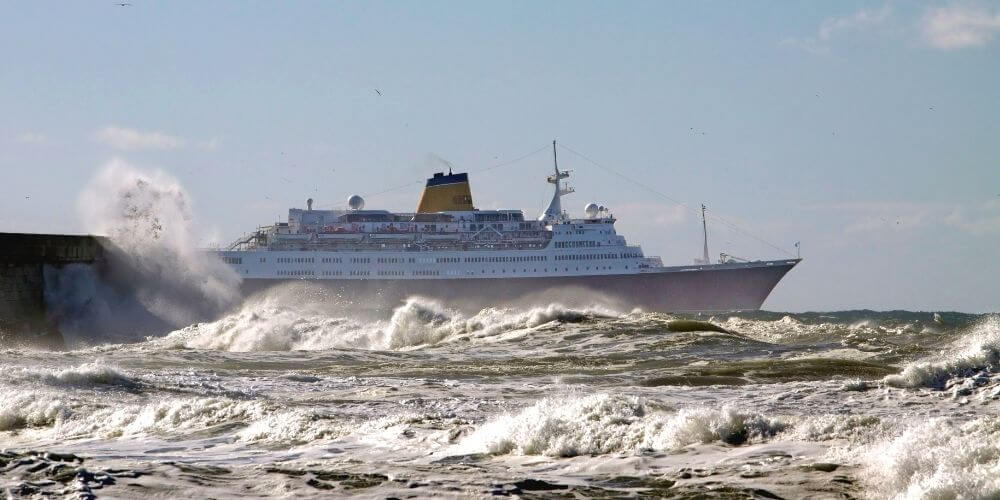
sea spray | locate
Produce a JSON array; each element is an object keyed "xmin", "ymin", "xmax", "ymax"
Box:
[
  {"xmin": 44, "ymin": 160, "xmax": 241, "ymax": 344},
  {"xmin": 455, "ymin": 393, "xmax": 787, "ymax": 457},
  {"xmin": 884, "ymin": 315, "xmax": 1000, "ymax": 389},
  {"xmin": 857, "ymin": 416, "xmax": 1000, "ymax": 498},
  {"xmin": 164, "ymin": 292, "xmax": 614, "ymax": 352}
]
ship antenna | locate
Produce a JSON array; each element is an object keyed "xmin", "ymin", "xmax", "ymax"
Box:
[
  {"xmin": 539, "ymin": 139, "xmax": 574, "ymax": 221},
  {"xmin": 552, "ymin": 139, "xmax": 559, "ymax": 175},
  {"xmin": 701, "ymin": 204, "xmax": 710, "ymax": 264}
]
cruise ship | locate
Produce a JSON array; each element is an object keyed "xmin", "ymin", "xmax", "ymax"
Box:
[{"xmin": 219, "ymin": 143, "xmax": 799, "ymax": 312}]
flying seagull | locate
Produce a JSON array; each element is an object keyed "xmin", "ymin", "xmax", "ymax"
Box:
[
  {"xmin": 114, "ymin": 2, "xmax": 132, "ymax": 6},
  {"xmin": 374, "ymin": 88, "xmax": 382, "ymax": 96}
]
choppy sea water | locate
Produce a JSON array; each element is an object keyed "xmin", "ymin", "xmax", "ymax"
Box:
[{"xmin": 3, "ymin": 285, "xmax": 999, "ymax": 499}]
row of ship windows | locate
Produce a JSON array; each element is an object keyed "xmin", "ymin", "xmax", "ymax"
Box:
[
  {"xmin": 276, "ymin": 257, "xmax": 312, "ymax": 263},
  {"xmin": 555, "ymin": 253, "xmax": 636, "ymax": 261},
  {"xmin": 223, "ymin": 257, "xmax": 243, "ymax": 264},
  {"xmin": 252, "ymin": 254, "xmax": 639, "ymax": 265},
  {"xmin": 276, "ymin": 266, "xmax": 627, "ymax": 277},
  {"xmin": 464, "ymin": 255, "xmax": 547, "ymax": 263},
  {"xmin": 267, "ymin": 255, "xmax": 553, "ymax": 264},
  {"xmin": 277, "ymin": 270, "xmax": 313, "ymax": 276},
  {"xmin": 554, "ymin": 241, "xmax": 599, "ymax": 248}
]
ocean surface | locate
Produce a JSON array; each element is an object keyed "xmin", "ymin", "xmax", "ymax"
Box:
[
  {"xmin": 3, "ymin": 282, "xmax": 999, "ymax": 499},
  {"xmin": 3, "ymin": 166, "xmax": 997, "ymax": 498}
]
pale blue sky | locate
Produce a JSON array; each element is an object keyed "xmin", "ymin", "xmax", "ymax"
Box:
[{"xmin": 1, "ymin": 1, "xmax": 997, "ymax": 312}]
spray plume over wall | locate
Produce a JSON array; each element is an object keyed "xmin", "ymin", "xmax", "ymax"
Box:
[{"xmin": 45, "ymin": 159, "xmax": 241, "ymax": 344}]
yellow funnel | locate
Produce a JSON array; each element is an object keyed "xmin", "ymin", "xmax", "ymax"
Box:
[{"xmin": 416, "ymin": 172, "xmax": 475, "ymax": 212}]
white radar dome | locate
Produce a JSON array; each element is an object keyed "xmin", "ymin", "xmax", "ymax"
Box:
[
  {"xmin": 584, "ymin": 203, "xmax": 600, "ymax": 218},
  {"xmin": 348, "ymin": 195, "xmax": 365, "ymax": 210}
]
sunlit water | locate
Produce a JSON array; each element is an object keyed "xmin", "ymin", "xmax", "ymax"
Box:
[
  {"xmin": 3, "ymin": 285, "xmax": 998, "ymax": 499},
  {"xmin": 5, "ymin": 165, "xmax": 997, "ymax": 498}
]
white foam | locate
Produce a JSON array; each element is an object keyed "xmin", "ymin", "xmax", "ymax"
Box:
[
  {"xmin": 0, "ymin": 390, "xmax": 72, "ymax": 431},
  {"xmin": 884, "ymin": 315, "xmax": 1000, "ymax": 389},
  {"xmin": 163, "ymin": 295, "xmax": 614, "ymax": 352},
  {"xmin": 455, "ymin": 393, "xmax": 786, "ymax": 457},
  {"xmin": 11, "ymin": 361, "xmax": 136, "ymax": 388},
  {"xmin": 63, "ymin": 397, "xmax": 268, "ymax": 439},
  {"xmin": 46, "ymin": 160, "xmax": 242, "ymax": 344},
  {"xmin": 236, "ymin": 409, "xmax": 348, "ymax": 444},
  {"xmin": 857, "ymin": 416, "xmax": 1000, "ymax": 498}
]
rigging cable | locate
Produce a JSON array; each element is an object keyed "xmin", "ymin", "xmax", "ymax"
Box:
[
  {"xmin": 363, "ymin": 144, "xmax": 551, "ymax": 199},
  {"xmin": 319, "ymin": 144, "xmax": 551, "ymax": 208},
  {"xmin": 556, "ymin": 142, "xmax": 796, "ymax": 258}
]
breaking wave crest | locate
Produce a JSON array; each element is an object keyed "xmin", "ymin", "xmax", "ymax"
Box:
[
  {"xmin": 858, "ymin": 416, "xmax": 1000, "ymax": 499},
  {"xmin": 0, "ymin": 385, "xmax": 346, "ymax": 445},
  {"xmin": 43, "ymin": 160, "xmax": 241, "ymax": 346},
  {"xmin": 9, "ymin": 361, "xmax": 137, "ymax": 388},
  {"xmin": 162, "ymin": 294, "xmax": 614, "ymax": 352},
  {"xmin": 455, "ymin": 393, "xmax": 787, "ymax": 457},
  {"xmin": 0, "ymin": 391, "xmax": 72, "ymax": 432},
  {"xmin": 884, "ymin": 315, "xmax": 1000, "ymax": 389}
]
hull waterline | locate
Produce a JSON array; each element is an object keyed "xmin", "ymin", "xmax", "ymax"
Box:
[{"xmin": 239, "ymin": 259, "xmax": 800, "ymax": 313}]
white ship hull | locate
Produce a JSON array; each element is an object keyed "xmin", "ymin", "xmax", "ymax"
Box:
[{"xmin": 234, "ymin": 259, "xmax": 800, "ymax": 313}]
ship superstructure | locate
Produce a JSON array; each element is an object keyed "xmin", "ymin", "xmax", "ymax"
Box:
[{"xmin": 219, "ymin": 142, "xmax": 799, "ymax": 312}]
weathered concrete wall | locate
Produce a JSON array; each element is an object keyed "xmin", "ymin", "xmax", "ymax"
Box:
[{"xmin": 0, "ymin": 233, "xmax": 105, "ymax": 348}]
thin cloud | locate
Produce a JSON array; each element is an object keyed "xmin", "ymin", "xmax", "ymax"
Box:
[
  {"xmin": 809, "ymin": 200, "xmax": 1000, "ymax": 235},
  {"xmin": 198, "ymin": 138, "xmax": 222, "ymax": 152},
  {"xmin": 94, "ymin": 126, "xmax": 185, "ymax": 151},
  {"xmin": 782, "ymin": 6, "xmax": 891, "ymax": 53},
  {"xmin": 613, "ymin": 201, "xmax": 688, "ymax": 227},
  {"xmin": 14, "ymin": 132, "xmax": 47, "ymax": 144},
  {"xmin": 921, "ymin": 4, "xmax": 1000, "ymax": 49}
]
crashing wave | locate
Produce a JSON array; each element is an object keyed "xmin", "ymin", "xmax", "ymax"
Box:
[
  {"xmin": 455, "ymin": 393, "xmax": 786, "ymax": 457},
  {"xmin": 0, "ymin": 383, "xmax": 349, "ymax": 446},
  {"xmin": 9, "ymin": 361, "xmax": 137, "ymax": 388},
  {"xmin": 43, "ymin": 160, "xmax": 242, "ymax": 346},
  {"xmin": 884, "ymin": 315, "xmax": 1000, "ymax": 389},
  {"xmin": 0, "ymin": 390, "xmax": 72, "ymax": 431},
  {"xmin": 858, "ymin": 416, "xmax": 1000, "ymax": 499},
  {"xmin": 161, "ymin": 295, "xmax": 614, "ymax": 352}
]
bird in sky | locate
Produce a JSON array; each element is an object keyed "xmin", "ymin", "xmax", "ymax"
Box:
[
  {"xmin": 374, "ymin": 88, "xmax": 382, "ymax": 96},
  {"xmin": 114, "ymin": 2, "xmax": 131, "ymax": 6}
]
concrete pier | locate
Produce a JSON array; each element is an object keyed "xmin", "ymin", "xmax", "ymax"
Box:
[{"xmin": 0, "ymin": 233, "xmax": 106, "ymax": 348}]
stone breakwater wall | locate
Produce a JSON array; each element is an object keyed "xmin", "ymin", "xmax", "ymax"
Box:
[{"xmin": 0, "ymin": 233, "xmax": 105, "ymax": 348}]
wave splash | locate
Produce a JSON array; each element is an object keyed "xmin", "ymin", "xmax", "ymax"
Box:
[
  {"xmin": 858, "ymin": 416, "xmax": 1000, "ymax": 499},
  {"xmin": 8, "ymin": 361, "xmax": 137, "ymax": 389},
  {"xmin": 44, "ymin": 160, "xmax": 241, "ymax": 345},
  {"xmin": 163, "ymin": 292, "xmax": 613, "ymax": 352},
  {"xmin": 884, "ymin": 315, "xmax": 1000, "ymax": 390},
  {"xmin": 455, "ymin": 393, "xmax": 787, "ymax": 457}
]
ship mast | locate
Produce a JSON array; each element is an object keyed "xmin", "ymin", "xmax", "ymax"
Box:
[
  {"xmin": 539, "ymin": 140, "xmax": 574, "ymax": 221},
  {"xmin": 701, "ymin": 204, "xmax": 709, "ymax": 263}
]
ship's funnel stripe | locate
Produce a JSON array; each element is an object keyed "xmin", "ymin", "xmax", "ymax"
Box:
[
  {"xmin": 417, "ymin": 172, "xmax": 475, "ymax": 212},
  {"xmin": 425, "ymin": 173, "xmax": 469, "ymax": 187}
]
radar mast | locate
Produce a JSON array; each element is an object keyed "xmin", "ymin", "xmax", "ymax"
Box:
[
  {"xmin": 695, "ymin": 204, "xmax": 710, "ymax": 264},
  {"xmin": 539, "ymin": 140, "xmax": 574, "ymax": 221}
]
